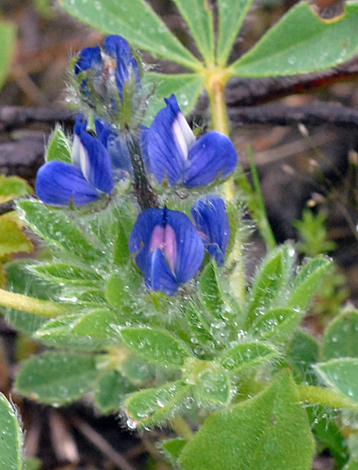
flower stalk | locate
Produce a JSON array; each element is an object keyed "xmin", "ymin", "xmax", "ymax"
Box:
[{"xmin": 0, "ymin": 288, "xmax": 71, "ymax": 318}]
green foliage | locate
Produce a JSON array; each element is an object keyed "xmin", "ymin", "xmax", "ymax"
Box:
[
  {"xmin": 294, "ymin": 209, "xmax": 336, "ymax": 257},
  {"xmin": 120, "ymin": 328, "xmax": 191, "ymax": 369},
  {"xmin": 0, "ymin": 216, "xmax": 33, "ymax": 257},
  {"xmin": 179, "ymin": 370, "xmax": 315, "ymax": 470},
  {"xmin": 93, "ymin": 369, "xmax": 135, "ymax": 414},
  {"xmin": 0, "ymin": 175, "xmax": 32, "ymax": 204},
  {"xmin": 320, "ymin": 309, "xmax": 358, "ymax": 361},
  {"xmin": 0, "ymin": 22, "xmax": 16, "ymax": 91},
  {"xmin": 15, "ymin": 351, "xmax": 98, "ymax": 405},
  {"xmin": 227, "ymin": 2, "xmax": 358, "ymax": 77},
  {"xmin": 0, "ymin": 393, "xmax": 23, "ymax": 470},
  {"xmin": 220, "ymin": 342, "xmax": 278, "ymax": 373}
]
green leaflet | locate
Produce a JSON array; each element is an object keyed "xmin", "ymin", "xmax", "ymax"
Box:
[
  {"xmin": 171, "ymin": 0, "xmax": 214, "ymax": 64},
  {"xmin": 143, "ymin": 72, "xmax": 205, "ymax": 126},
  {"xmin": 59, "ymin": 0, "xmax": 200, "ymax": 70},
  {"xmin": 228, "ymin": 2, "xmax": 358, "ymax": 77},
  {"xmin": 179, "ymin": 369, "xmax": 315, "ymax": 470},
  {"xmin": 0, "ymin": 393, "xmax": 23, "ymax": 470}
]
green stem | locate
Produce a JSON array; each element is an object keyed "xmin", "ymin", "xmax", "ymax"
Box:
[
  {"xmin": 0, "ymin": 288, "xmax": 70, "ymax": 318},
  {"xmin": 207, "ymin": 78, "xmax": 229, "ymax": 136},
  {"xmin": 298, "ymin": 384, "xmax": 358, "ymax": 411},
  {"xmin": 171, "ymin": 415, "xmax": 194, "ymax": 440}
]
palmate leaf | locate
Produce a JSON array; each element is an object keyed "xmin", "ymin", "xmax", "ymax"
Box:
[
  {"xmin": 228, "ymin": 2, "xmax": 358, "ymax": 78},
  {"xmin": 171, "ymin": 0, "xmax": 214, "ymax": 64},
  {"xmin": 59, "ymin": 0, "xmax": 200, "ymax": 71},
  {"xmin": 143, "ymin": 72, "xmax": 205, "ymax": 126}
]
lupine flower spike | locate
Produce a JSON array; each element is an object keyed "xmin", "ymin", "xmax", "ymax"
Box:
[
  {"xmin": 36, "ymin": 116, "xmax": 113, "ymax": 206},
  {"xmin": 146, "ymin": 94, "xmax": 237, "ymax": 187},
  {"xmin": 129, "ymin": 207, "xmax": 204, "ymax": 295},
  {"xmin": 191, "ymin": 195, "xmax": 230, "ymax": 266}
]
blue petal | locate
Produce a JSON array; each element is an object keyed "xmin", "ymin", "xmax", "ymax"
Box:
[
  {"xmin": 103, "ymin": 35, "xmax": 132, "ymax": 58},
  {"xmin": 184, "ymin": 131, "xmax": 237, "ymax": 187},
  {"xmin": 129, "ymin": 208, "xmax": 164, "ymax": 273},
  {"xmin": 73, "ymin": 114, "xmax": 87, "ymax": 136},
  {"xmin": 95, "ymin": 119, "xmax": 132, "ymax": 176},
  {"xmin": 145, "ymin": 248, "xmax": 178, "ymax": 296},
  {"xmin": 147, "ymin": 95, "xmax": 188, "ymax": 185},
  {"xmin": 36, "ymin": 161, "xmax": 99, "ymax": 206},
  {"xmin": 78, "ymin": 131, "xmax": 114, "ymax": 194},
  {"xmin": 166, "ymin": 209, "xmax": 204, "ymax": 285},
  {"xmin": 191, "ymin": 195, "xmax": 230, "ymax": 266},
  {"xmin": 74, "ymin": 46, "xmax": 101, "ymax": 74}
]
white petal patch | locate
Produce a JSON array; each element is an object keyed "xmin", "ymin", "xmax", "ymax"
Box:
[
  {"xmin": 172, "ymin": 112, "xmax": 195, "ymax": 162},
  {"xmin": 71, "ymin": 134, "xmax": 82, "ymax": 167},
  {"xmin": 78, "ymin": 140, "xmax": 91, "ymax": 182}
]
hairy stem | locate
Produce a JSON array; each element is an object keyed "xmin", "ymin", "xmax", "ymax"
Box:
[
  {"xmin": 171, "ymin": 415, "xmax": 194, "ymax": 440},
  {"xmin": 297, "ymin": 384, "xmax": 358, "ymax": 412},
  {"xmin": 126, "ymin": 133, "xmax": 158, "ymax": 210},
  {"xmin": 0, "ymin": 288, "xmax": 70, "ymax": 318}
]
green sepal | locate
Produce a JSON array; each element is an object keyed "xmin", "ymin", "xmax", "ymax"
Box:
[
  {"xmin": 45, "ymin": 125, "xmax": 71, "ymax": 163},
  {"xmin": 199, "ymin": 260, "xmax": 225, "ymax": 318}
]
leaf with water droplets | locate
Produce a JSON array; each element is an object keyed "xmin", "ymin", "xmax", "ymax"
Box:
[
  {"xmin": 287, "ymin": 330, "xmax": 319, "ymax": 385},
  {"xmin": 33, "ymin": 314, "xmax": 113, "ymax": 350},
  {"xmin": 179, "ymin": 369, "xmax": 315, "ymax": 470},
  {"xmin": 15, "ymin": 351, "xmax": 98, "ymax": 405},
  {"xmin": 143, "ymin": 72, "xmax": 205, "ymax": 126},
  {"xmin": 16, "ymin": 200, "xmax": 101, "ymax": 262},
  {"xmin": 28, "ymin": 263, "xmax": 102, "ymax": 286},
  {"xmin": 59, "ymin": 0, "xmax": 200, "ymax": 70},
  {"xmin": 228, "ymin": 2, "xmax": 358, "ymax": 77},
  {"xmin": 199, "ymin": 260, "xmax": 225, "ymax": 318},
  {"xmin": 0, "ymin": 392, "xmax": 23, "ymax": 470},
  {"xmin": 120, "ymin": 327, "xmax": 192, "ymax": 369},
  {"xmin": 288, "ymin": 257, "xmax": 331, "ymax": 311},
  {"xmin": 220, "ymin": 341, "xmax": 278, "ymax": 373},
  {"xmin": 195, "ymin": 368, "xmax": 231, "ymax": 405},
  {"xmin": 246, "ymin": 248, "xmax": 284, "ymax": 327},
  {"xmin": 320, "ymin": 309, "xmax": 358, "ymax": 361},
  {"xmin": 71, "ymin": 308, "xmax": 123, "ymax": 339},
  {"xmin": 250, "ymin": 307, "xmax": 304, "ymax": 345},
  {"xmin": 125, "ymin": 381, "xmax": 191, "ymax": 427},
  {"xmin": 314, "ymin": 358, "xmax": 358, "ymax": 406}
]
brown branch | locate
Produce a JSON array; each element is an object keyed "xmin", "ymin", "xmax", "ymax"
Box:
[{"xmin": 229, "ymin": 102, "xmax": 358, "ymax": 129}]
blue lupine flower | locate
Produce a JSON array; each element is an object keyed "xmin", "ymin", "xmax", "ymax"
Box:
[
  {"xmin": 191, "ymin": 195, "xmax": 230, "ymax": 266},
  {"xmin": 36, "ymin": 116, "xmax": 113, "ymax": 206},
  {"xmin": 74, "ymin": 35, "xmax": 140, "ymax": 102},
  {"xmin": 95, "ymin": 119, "xmax": 132, "ymax": 176},
  {"xmin": 129, "ymin": 207, "xmax": 204, "ymax": 295},
  {"xmin": 146, "ymin": 94, "xmax": 237, "ymax": 187}
]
